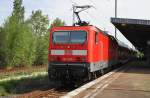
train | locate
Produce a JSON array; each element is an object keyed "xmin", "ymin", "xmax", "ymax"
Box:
[{"xmin": 48, "ymin": 25, "xmax": 136, "ymax": 84}]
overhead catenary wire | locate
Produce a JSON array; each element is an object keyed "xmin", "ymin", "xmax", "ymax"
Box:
[
  {"xmin": 87, "ymin": 0, "xmax": 111, "ymax": 29},
  {"xmin": 68, "ymin": 0, "xmax": 110, "ymax": 30},
  {"xmin": 88, "ymin": 0, "xmax": 119, "ymax": 33},
  {"xmin": 88, "ymin": 0, "xmax": 108, "ymax": 19},
  {"xmin": 88, "ymin": 0, "xmax": 132, "ymax": 46},
  {"xmin": 88, "ymin": 0, "xmax": 97, "ymax": 8},
  {"xmin": 69, "ymin": 0, "xmax": 78, "ymax": 6},
  {"xmin": 68, "ymin": 0, "xmax": 114, "ymax": 26},
  {"xmin": 84, "ymin": 10, "xmax": 104, "ymax": 30},
  {"xmin": 68, "ymin": 0, "xmax": 78, "ymax": 25}
]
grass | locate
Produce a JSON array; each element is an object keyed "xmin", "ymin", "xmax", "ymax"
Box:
[
  {"xmin": 0, "ymin": 66, "xmax": 49, "ymax": 96},
  {"xmin": 0, "ymin": 66, "xmax": 47, "ymax": 80},
  {"xmin": 0, "ymin": 74, "xmax": 49, "ymax": 96}
]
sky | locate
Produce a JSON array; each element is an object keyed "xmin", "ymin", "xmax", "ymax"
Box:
[{"xmin": 1, "ymin": 0, "xmax": 150, "ymax": 48}]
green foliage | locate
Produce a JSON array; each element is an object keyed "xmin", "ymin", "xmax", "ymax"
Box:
[
  {"xmin": 0, "ymin": 66, "xmax": 46, "ymax": 80},
  {"xmin": 0, "ymin": 87, "xmax": 7, "ymax": 96},
  {"xmin": 0, "ymin": 0, "xmax": 36, "ymax": 68},
  {"xmin": 137, "ymin": 52, "xmax": 144, "ymax": 58},
  {"xmin": 0, "ymin": 0, "xmax": 66, "ymax": 68},
  {"xmin": 12, "ymin": 0, "xmax": 24, "ymax": 23},
  {"xmin": 0, "ymin": 75, "xmax": 48, "ymax": 95},
  {"xmin": 27, "ymin": 10, "xmax": 49, "ymax": 65},
  {"xmin": 0, "ymin": 27, "xmax": 6, "ymax": 67},
  {"xmin": 2, "ymin": 17, "xmax": 36, "ymax": 67},
  {"xmin": 50, "ymin": 18, "xmax": 66, "ymax": 28},
  {"xmin": 26, "ymin": 10, "xmax": 49, "ymax": 36}
]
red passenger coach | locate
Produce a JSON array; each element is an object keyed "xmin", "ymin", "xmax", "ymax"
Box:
[{"xmin": 48, "ymin": 26, "xmax": 119, "ymax": 82}]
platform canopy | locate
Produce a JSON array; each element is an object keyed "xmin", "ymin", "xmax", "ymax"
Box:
[{"xmin": 111, "ymin": 18, "xmax": 150, "ymax": 53}]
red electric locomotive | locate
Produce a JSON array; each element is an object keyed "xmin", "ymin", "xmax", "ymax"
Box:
[
  {"xmin": 48, "ymin": 5, "xmax": 136, "ymax": 84},
  {"xmin": 48, "ymin": 26, "xmax": 119, "ymax": 82}
]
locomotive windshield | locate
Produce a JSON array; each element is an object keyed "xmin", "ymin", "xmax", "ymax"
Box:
[{"xmin": 53, "ymin": 31, "xmax": 87, "ymax": 44}]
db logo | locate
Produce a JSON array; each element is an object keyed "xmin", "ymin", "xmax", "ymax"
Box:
[{"xmin": 65, "ymin": 50, "xmax": 72, "ymax": 55}]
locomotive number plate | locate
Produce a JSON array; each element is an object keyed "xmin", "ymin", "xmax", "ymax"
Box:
[{"xmin": 65, "ymin": 50, "xmax": 72, "ymax": 55}]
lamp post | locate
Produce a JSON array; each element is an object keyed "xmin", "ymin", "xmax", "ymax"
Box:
[{"xmin": 115, "ymin": 0, "xmax": 117, "ymax": 39}]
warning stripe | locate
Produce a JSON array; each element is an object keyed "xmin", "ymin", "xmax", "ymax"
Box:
[{"xmin": 51, "ymin": 50, "xmax": 87, "ymax": 56}]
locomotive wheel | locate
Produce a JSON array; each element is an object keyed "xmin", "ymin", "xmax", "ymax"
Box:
[
  {"xmin": 105, "ymin": 67, "xmax": 112, "ymax": 73},
  {"xmin": 88, "ymin": 72, "xmax": 92, "ymax": 81},
  {"xmin": 94, "ymin": 72, "xmax": 97, "ymax": 79},
  {"xmin": 91, "ymin": 72, "xmax": 97, "ymax": 79},
  {"xmin": 100, "ymin": 69, "xmax": 104, "ymax": 75},
  {"xmin": 96, "ymin": 71, "xmax": 101, "ymax": 77}
]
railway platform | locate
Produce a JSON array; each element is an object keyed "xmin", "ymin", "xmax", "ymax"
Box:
[
  {"xmin": 89, "ymin": 61, "xmax": 150, "ymax": 98},
  {"xmin": 62, "ymin": 61, "xmax": 150, "ymax": 98}
]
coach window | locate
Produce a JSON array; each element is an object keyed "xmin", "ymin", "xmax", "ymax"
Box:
[{"xmin": 95, "ymin": 32, "xmax": 98, "ymax": 44}]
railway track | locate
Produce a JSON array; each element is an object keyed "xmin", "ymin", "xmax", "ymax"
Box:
[
  {"xmin": 13, "ymin": 75, "xmax": 92, "ymax": 98},
  {"xmin": 16, "ymin": 87, "xmax": 72, "ymax": 98},
  {"xmin": 21, "ymin": 89, "xmax": 68, "ymax": 98}
]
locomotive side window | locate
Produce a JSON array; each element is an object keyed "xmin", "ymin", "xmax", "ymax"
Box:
[
  {"xmin": 53, "ymin": 31, "xmax": 87, "ymax": 44},
  {"xmin": 95, "ymin": 32, "xmax": 98, "ymax": 44}
]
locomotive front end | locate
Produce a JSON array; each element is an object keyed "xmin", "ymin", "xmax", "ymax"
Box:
[{"xmin": 48, "ymin": 26, "xmax": 90, "ymax": 82}]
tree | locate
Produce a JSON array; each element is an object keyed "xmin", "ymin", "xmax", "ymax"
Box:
[
  {"xmin": 12, "ymin": 0, "xmax": 24, "ymax": 23},
  {"xmin": 0, "ymin": 0, "xmax": 67, "ymax": 68},
  {"xmin": 0, "ymin": 27, "xmax": 6, "ymax": 67},
  {"xmin": 26, "ymin": 10, "xmax": 49, "ymax": 37},
  {"xmin": 27, "ymin": 10, "xmax": 49, "ymax": 65},
  {"xmin": 2, "ymin": 17, "xmax": 36, "ymax": 68},
  {"xmin": 1, "ymin": 0, "xmax": 36, "ymax": 68},
  {"xmin": 50, "ymin": 18, "xmax": 66, "ymax": 28}
]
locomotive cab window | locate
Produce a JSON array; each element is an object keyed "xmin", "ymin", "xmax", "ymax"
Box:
[
  {"xmin": 95, "ymin": 32, "xmax": 98, "ymax": 44},
  {"xmin": 53, "ymin": 31, "xmax": 87, "ymax": 44},
  {"xmin": 53, "ymin": 31, "xmax": 69, "ymax": 43}
]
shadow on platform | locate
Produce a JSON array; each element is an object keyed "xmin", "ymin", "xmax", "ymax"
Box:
[{"xmin": 118, "ymin": 60, "xmax": 150, "ymax": 75}]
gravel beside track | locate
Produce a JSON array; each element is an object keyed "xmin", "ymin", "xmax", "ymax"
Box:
[{"xmin": 16, "ymin": 88, "xmax": 69, "ymax": 98}]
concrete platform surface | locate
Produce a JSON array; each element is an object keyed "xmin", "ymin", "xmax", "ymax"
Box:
[{"xmin": 89, "ymin": 61, "xmax": 150, "ymax": 98}]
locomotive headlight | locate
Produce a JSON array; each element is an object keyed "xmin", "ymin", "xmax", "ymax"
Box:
[
  {"xmin": 81, "ymin": 57, "xmax": 86, "ymax": 62},
  {"xmin": 50, "ymin": 58, "xmax": 55, "ymax": 62},
  {"xmin": 82, "ymin": 57, "xmax": 86, "ymax": 61},
  {"xmin": 76, "ymin": 56, "xmax": 86, "ymax": 62}
]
